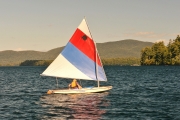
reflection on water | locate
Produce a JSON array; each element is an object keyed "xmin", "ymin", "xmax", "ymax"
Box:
[
  {"xmin": 1, "ymin": 66, "xmax": 180, "ymax": 119},
  {"xmin": 40, "ymin": 92, "xmax": 110, "ymax": 119}
]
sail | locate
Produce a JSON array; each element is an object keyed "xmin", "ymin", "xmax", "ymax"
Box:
[{"xmin": 41, "ymin": 19, "xmax": 107, "ymax": 81}]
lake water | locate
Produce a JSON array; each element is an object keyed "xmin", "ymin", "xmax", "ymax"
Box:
[{"xmin": 0, "ymin": 66, "xmax": 180, "ymax": 120}]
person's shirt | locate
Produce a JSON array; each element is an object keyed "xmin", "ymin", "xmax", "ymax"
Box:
[{"xmin": 71, "ymin": 81, "xmax": 78, "ymax": 88}]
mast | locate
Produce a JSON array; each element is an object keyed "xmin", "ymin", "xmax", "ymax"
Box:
[
  {"xmin": 95, "ymin": 39, "xmax": 99, "ymax": 87},
  {"xmin": 84, "ymin": 17, "xmax": 99, "ymax": 87},
  {"xmin": 56, "ymin": 77, "xmax": 58, "ymax": 88},
  {"xmin": 94, "ymin": 41, "xmax": 100, "ymax": 87},
  {"xmin": 94, "ymin": 38, "xmax": 99, "ymax": 88}
]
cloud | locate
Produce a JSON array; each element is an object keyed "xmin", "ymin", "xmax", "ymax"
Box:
[
  {"xmin": 123, "ymin": 32, "xmax": 167, "ymax": 38},
  {"xmin": 121, "ymin": 31, "xmax": 180, "ymax": 46},
  {"xmin": 107, "ymin": 31, "xmax": 180, "ymax": 46},
  {"xmin": 135, "ymin": 32, "xmax": 154, "ymax": 36},
  {"xmin": 107, "ymin": 34, "xmax": 121, "ymax": 38},
  {"xmin": 169, "ymin": 33, "xmax": 180, "ymax": 37},
  {"xmin": 14, "ymin": 48, "xmax": 26, "ymax": 51}
]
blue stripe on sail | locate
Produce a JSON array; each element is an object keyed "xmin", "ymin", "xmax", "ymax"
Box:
[
  {"xmin": 97, "ymin": 65, "xmax": 106, "ymax": 81},
  {"xmin": 61, "ymin": 42, "xmax": 106, "ymax": 81}
]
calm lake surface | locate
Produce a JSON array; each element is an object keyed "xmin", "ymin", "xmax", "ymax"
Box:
[{"xmin": 0, "ymin": 66, "xmax": 180, "ymax": 120}]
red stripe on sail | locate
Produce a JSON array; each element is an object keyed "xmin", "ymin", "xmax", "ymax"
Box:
[{"xmin": 69, "ymin": 28, "xmax": 101, "ymax": 66}]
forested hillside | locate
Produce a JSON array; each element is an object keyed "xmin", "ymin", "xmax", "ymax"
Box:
[
  {"xmin": 98, "ymin": 39, "xmax": 153, "ymax": 58},
  {"xmin": 0, "ymin": 39, "xmax": 153, "ymax": 66}
]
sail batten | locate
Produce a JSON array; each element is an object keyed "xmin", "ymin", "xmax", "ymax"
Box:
[{"xmin": 41, "ymin": 18, "xmax": 107, "ymax": 81}]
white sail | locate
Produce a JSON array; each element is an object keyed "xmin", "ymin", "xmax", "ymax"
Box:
[{"xmin": 41, "ymin": 18, "xmax": 107, "ymax": 81}]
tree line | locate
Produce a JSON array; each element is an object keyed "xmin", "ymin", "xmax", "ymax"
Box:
[
  {"xmin": 101, "ymin": 57, "xmax": 140, "ymax": 66},
  {"xmin": 20, "ymin": 60, "xmax": 53, "ymax": 66},
  {"xmin": 20, "ymin": 57, "xmax": 140, "ymax": 66},
  {"xmin": 141, "ymin": 35, "xmax": 180, "ymax": 65}
]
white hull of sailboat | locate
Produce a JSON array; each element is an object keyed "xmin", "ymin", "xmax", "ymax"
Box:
[{"xmin": 47, "ymin": 86, "xmax": 112, "ymax": 94}]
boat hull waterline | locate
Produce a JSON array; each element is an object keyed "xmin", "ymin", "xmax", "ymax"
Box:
[{"xmin": 47, "ymin": 86, "xmax": 112, "ymax": 94}]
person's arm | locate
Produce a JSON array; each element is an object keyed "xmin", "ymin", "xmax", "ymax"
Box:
[
  {"xmin": 76, "ymin": 82, "xmax": 82, "ymax": 89},
  {"xmin": 68, "ymin": 84, "xmax": 71, "ymax": 89}
]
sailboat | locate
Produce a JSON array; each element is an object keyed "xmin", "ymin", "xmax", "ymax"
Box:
[{"xmin": 41, "ymin": 18, "xmax": 112, "ymax": 94}]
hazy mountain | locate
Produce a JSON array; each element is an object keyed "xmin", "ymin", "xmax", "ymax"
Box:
[
  {"xmin": 0, "ymin": 39, "xmax": 153, "ymax": 66},
  {"xmin": 97, "ymin": 39, "xmax": 153, "ymax": 58}
]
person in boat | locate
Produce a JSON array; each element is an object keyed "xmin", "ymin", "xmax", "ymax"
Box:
[{"xmin": 69, "ymin": 79, "xmax": 82, "ymax": 89}]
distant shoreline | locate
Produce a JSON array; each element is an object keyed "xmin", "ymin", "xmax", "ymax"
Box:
[
  {"xmin": 17, "ymin": 58, "xmax": 140, "ymax": 67},
  {"xmin": 0, "ymin": 40, "xmax": 153, "ymax": 66}
]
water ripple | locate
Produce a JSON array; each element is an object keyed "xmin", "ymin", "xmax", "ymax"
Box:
[{"xmin": 0, "ymin": 66, "xmax": 180, "ymax": 119}]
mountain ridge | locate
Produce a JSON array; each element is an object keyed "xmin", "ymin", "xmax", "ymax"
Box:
[{"xmin": 0, "ymin": 39, "xmax": 153, "ymax": 66}]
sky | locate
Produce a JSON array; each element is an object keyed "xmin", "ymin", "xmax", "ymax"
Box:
[{"xmin": 0, "ymin": 0, "xmax": 180, "ymax": 51}]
